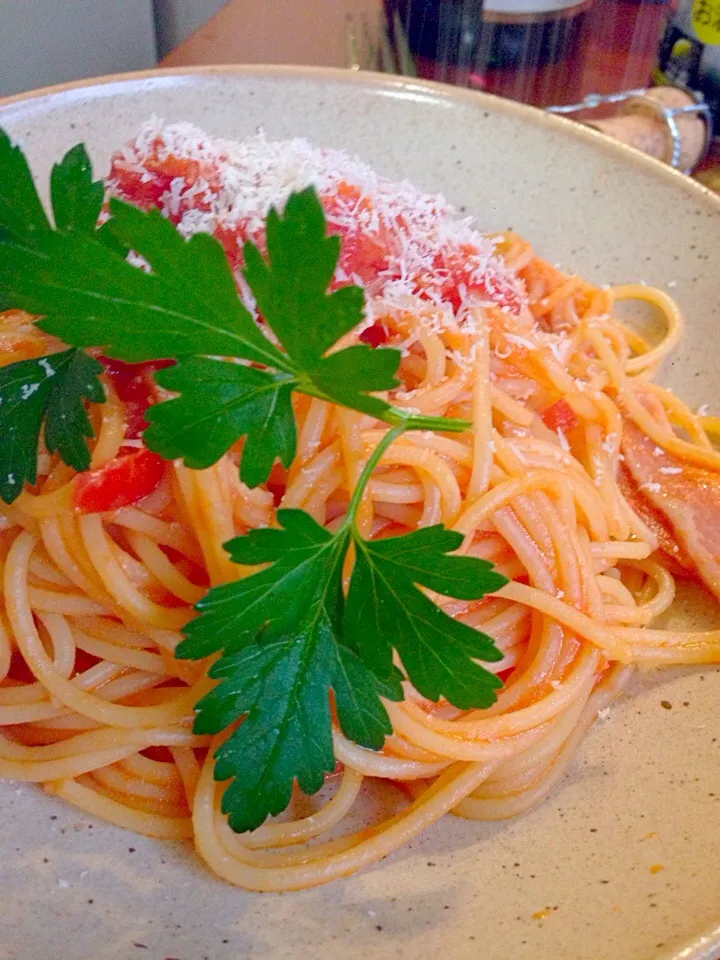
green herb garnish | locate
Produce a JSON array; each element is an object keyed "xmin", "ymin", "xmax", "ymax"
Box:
[
  {"xmin": 0, "ymin": 348, "xmax": 104, "ymax": 503},
  {"xmin": 0, "ymin": 132, "xmax": 110, "ymax": 498},
  {"xmin": 178, "ymin": 425, "xmax": 505, "ymax": 831},
  {"xmin": 0, "ymin": 130, "xmax": 508, "ymax": 831}
]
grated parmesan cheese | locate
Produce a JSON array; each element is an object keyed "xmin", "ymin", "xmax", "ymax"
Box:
[
  {"xmin": 556, "ymin": 428, "xmax": 570, "ymax": 452},
  {"xmin": 640, "ymin": 481, "xmax": 662, "ymax": 494},
  {"xmin": 38, "ymin": 357, "xmax": 56, "ymax": 378},
  {"xmin": 504, "ymin": 333, "xmax": 536, "ymax": 351},
  {"xmin": 20, "ymin": 382, "xmax": 40, "ymax": 400},
  {"xmin": 108, "ymin": 119, "xmax": 527, "ymax": 328}
]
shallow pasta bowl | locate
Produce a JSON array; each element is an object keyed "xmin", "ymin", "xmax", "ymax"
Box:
[{"xmin": 0, "ymin": 65, "xmax": 719, "ymax": 960}]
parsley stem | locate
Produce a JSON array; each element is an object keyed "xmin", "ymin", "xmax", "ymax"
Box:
[
  {"xmin": 344, "ymin": 422, "xmax": 406, "ymax": 528},
  {"xmin": 387, "ymin": 409, "xmax": 471, "ymax": 434}
]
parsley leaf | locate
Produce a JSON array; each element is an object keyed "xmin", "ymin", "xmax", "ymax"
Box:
[
  {"xmin": 0, "ymin": 134, "xmax": 511, "ymax": 833},
  {"xmin": 50, "ymin": 144, "xmax": 105, "ymax": 235},
  {"xmin": 177, "ymin": 509, "xmax": 402, "ymax": 832},
  {"xmin": 0, "ymin": 135, "xmax": 512, "ymax": 834},
  {"xmin": 144, "ymin": 357, "xmax": 297, "ymax": 488},
  {"xmin": 1, "ymin": 201, "xmax": 289, "ymax": 370},
  {"xmin": 0, "ymin": 348, "xmax": 104, "ymax": 503},
  {"xmin": 178, "ymin": 483, "xmax": 506, "ymax": 829},
  {"xmin": 345, "ymin": 526, "xmax": 506, "ymax": 709},
  {"xmin": 0, "ymin": 129, "xmax": 51, "ymax": 243},
  {"xmin": 241, "ymin": 188, "xmax": 461, "ymax": 433},
  {"xmin": 243, "ymin": 188, "xmax": 366, "ymax": 370},
  {"xmin": 0, "ymin": 134, "xmax": 106, "ymax": 244}
]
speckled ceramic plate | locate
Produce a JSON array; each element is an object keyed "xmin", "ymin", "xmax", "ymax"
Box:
[{"xmin": 0, "ymin": 66, "xmax": 719, "ymax": 960}]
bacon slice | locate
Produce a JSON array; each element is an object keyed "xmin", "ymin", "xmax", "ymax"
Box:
[{"xmin": 621, "ymin": 419, "xmax": 720, "ymax": 597}]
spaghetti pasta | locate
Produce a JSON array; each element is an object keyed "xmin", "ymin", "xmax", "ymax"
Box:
[{"xmin": 0, "ymin": 126, "xmax": 719, "ymax": 892}]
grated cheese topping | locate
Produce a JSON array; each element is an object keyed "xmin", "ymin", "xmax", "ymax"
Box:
[{"xmin": 107, "ymin": 119, "xmax": 527, "ymax": 333}]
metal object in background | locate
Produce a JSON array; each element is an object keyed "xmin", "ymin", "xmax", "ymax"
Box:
[
  {"xmin": 654, "ymin": 0, "xmax": 720, "ymax": 135},
  {"xmin": 547, "ymin": 86, "xmax": 712, "ymax": 173}
]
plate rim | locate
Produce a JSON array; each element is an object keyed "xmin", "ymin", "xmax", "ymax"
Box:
[{"xmin": 1, "ymin": 62, "xmax": 719, "ymax": 218}]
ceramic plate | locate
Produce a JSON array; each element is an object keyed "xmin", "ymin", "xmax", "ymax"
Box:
[{"xmin": 0, "ymin": 67, "xmax": 719, "ymax": 960}]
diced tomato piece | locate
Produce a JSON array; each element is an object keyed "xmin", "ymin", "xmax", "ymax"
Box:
[
  {"xmin": 100, "ymin": 356, "xmax": 173, "ymax": 440},
  {"xmin": 109, "ymin": 153, "xmax": 204, "ymax": 217},
  {"xmin": 74, "ymin": 449, "xmax": 166, "ymax": 513},
  {"xmin": 100, "ymin": 357, "xmax": 173, "ymax": 402},
  {"xmin": 265, "ymin": 462, "xmax": 287, "ymax": 507},
  {"xmin": 110, "ymin": 166, "xmax": 169, "ymax": 211},
  {"xmin": 359, "ymin": 322, "xmax": 390, "ymax": 348},
  {"xmin": 144, "ymin": 155, "xmax": 201, "ymax": 181},
  {"xmin": 334, "ymin": 230, "xmax": 390, "ymax": 285},
  {"xmin": 542, "ymin": 399, "xmax": 577, "ymax": 434},
  {"xmin": 214, "ymin": 224, "xmax": 244, "ymax": 269}
]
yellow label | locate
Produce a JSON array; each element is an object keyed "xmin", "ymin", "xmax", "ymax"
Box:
[{"xmin": 692, "ymin": 0, "xmax": 720, "ymax": 45}]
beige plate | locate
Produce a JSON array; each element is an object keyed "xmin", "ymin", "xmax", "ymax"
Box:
[{"xmin": 1, "ymin": 67, "xmax": 719, "ymax": 960}]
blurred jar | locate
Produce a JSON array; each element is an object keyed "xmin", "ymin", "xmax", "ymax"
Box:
[
  {"xmin": 386, "ymin": 0, "xmax": 593, "ymax": 86},
  {"xmin": 384, "ymin": 0, "xmax": 486, "ymax": 83},
  {"xmin": 480, "ymin": 2, "xmax": 592, "ymax": 69}
]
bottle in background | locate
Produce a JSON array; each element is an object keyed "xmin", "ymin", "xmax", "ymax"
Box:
[{"xmin": 384, "ymin": 0, "xmax": 486, "ymax": 84}]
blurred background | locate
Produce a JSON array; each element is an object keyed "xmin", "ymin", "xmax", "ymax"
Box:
[
  {"xmin": 1, "ymin": 1, "xmax": 718, "ymax": 187},
  {"xmin": 0, "ymin": 1, "xmax": 694, "ymax": 100}
]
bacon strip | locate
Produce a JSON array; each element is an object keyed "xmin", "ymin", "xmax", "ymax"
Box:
[{"xmin": 621, "ymin": 419, "xmax": 720, "ymax": 597}]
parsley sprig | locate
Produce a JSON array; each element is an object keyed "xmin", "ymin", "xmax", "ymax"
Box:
[
  {"xmin": 177, "ymin": 424, "xmax": 505, "ymax": 831},
  {"xmin": 0, "ymin": 130, "xmax": 508, "ymax": 831}
]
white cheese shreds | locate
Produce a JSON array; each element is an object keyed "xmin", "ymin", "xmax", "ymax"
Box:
[
  {"xmin": 601, "ymin": 434, "xmax": 617, "ymax": 454},
  {"xmin": 556, "ymin": 429, "xmax": 570, "ymax": 452},
  {"xmin": 20, "ymin": 382, "xmax": 40, "ymax": 400},
  {"xmin": 109, "ymin": 119, "xmax": 527, "ymax": 327},
  {"xmin": 504, "ymin": 333, "xmax": 536, "ymax": 351},
  {"xmin": 640, "ymin": 481, "xmax": 662, "ymax": 494}
]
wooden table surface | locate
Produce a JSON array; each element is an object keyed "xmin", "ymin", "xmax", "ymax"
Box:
[{"xmin": 161, "ymin": 0, "xmax": 382, "ymax": 70}]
